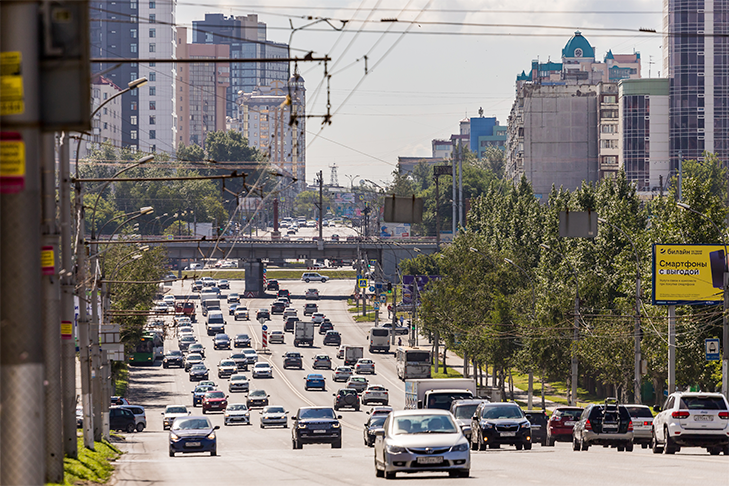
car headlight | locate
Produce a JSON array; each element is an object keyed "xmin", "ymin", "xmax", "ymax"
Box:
[
  {"xmin": 298, "ymin": 423, "xmax": 307, "ymax": 429},
  {"xmin": 386, "ymin": 444, "xmax": 406, "ymax": 454},
  {"xmin": 207, "ymin": 432, "xmax": 216, "ymax": 440},
  {"xmin": 520, "ymin": 421, "xmax": 531, "ymax": 429},
  {"xmin": 480, "ymin": 421, "xmax": 493, "ymax": 429},
  {"xmin": 224, "ymin": 413, "xmax": 230, "ymax": 417},
  {"xmin": 170, "ymin": 433, "xmax": 181, "ymax": 442},
  {"xmin": 451, "ymin": 442, "xmax": 469, "ymax": 452},
  {"xmin": 332, "ymin": 422, "xmax": 341, "ymax": 428}
]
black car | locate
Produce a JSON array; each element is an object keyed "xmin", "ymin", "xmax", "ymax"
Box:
[
  {"xmin": 285, "ymin": 317, "xmax": 297, "ymax": 333},
  {"xmin": 189, "ymin": 364, "xmax": 209, "ymax": 382},
  {"xmin": 363, "ymin": 414, "xmax": 387, "ymax": 447},
  {"xmin": 471, "ymin": 402, "xmax": 532, "ymax": 450},
  {"xmin": 292, "ymin": 406, "xmax": 342, "ymax": 449},
  {"xmin": 257, "ymin": 309, "xmax": 271, "ymax": 320},
  {"xmin": 229, "ymin": 352, "xmax": 250, "ymax": 371},
  {"xmin": 283, "ymin": 352, "xmax": 303, "ymax": 369},
  {"xmin": 267, "ymin": 280, "xmax": 280, "ymax": 291},
  {"xmin": 163, "ymin": 350, "xmax": 184, "ymax": 368},
  {"xmin": 234, "ymin": 333, "xmax": 251, "ymax": 348},
  {"xmin": 524, "ymin": 410, "xmax": 548, "ymax": 446},
  {"xmin": 109, "ymin": 406, "xmax": 137, "ymax": 433},
  {"xmin": 318, "ymin": 321, "xmax": 334, "ymax": 334},
  {"xmin": 213, "ymin": 333, "xmax": 231, "ymax": 350},
  {"xmin": 333, "ymin": 388, "xmax": 360, "ymax": 411},
  {"xmin": 246, "ymin": 389, "xmax": 269, "ymax": 409},
  {"xmin": 323, "ymin": 330, "xmax": 341, "ymax": 346},
  {"xmin": 277, "ymin": 289, "xmax": 289, "ymax": 298},
  {"xmin": 271, "ymin": 301, "xmax": 286, "ymax": 315}
]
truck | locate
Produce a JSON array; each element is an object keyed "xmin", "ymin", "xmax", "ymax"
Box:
[
  {"xmin": 293, "ymin": 321, "xmax": 315, "ymax": 347},
  {"xmin": 404, "ymin": 378, "xmax": 477, "ymax": 410},
  {"xmin": 368, "ymin": 327, "xmax": 390, "ymax": 353},
  {"xmin": 201, "ymin": 298, "xmax": 220, "ymax": 317},
  {"xmin": 343, "ymin": 345, "xmax": 364, "ymax": 366}
]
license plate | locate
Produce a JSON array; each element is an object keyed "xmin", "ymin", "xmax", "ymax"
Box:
[
  {"xmin": 695, "ymin": 415, "xmax": 713, "ymax": 421},
  {"xmin": 500, "ymin": 431, "xmax": 516, "ymax": 437},
  {"xmin": 565, "ymin": 421, "xmax": 575, "ymax": 426},
  {"xmin": 313, "ymin": 429, "xmax": 327, "ymax": 433},
  {"xmin": 185, "ymin": 442, "xmax": 201, "ymax": 447},
  {"xmin": 417, "ymin": 456, "xmax": 443, "ymax": 464}
]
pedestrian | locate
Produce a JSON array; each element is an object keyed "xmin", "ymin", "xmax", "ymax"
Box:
[
  {"xmin": 387, "ymin": 304, "xmax": 392, "ymax": 318},
  {"xmin": 398, "ymin": 337, "xmax": 402, "ymax": 346}
]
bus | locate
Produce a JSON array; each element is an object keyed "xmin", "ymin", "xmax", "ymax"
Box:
[
  {"xmin": 368, "ymin": 327, "xmax": 391, "ymax": 353},
  {"xmin": 396, "ymin": 346, "xmax": 431, "ymax": 380},
  {"xmin": 129, "ymin": 332, "xmax": 164, "ymax": 365}
]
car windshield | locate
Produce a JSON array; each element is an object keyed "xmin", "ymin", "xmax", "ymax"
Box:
[
  {"xmin": 454, "ymin": 403, "xmax": 480, "ymax": 420},
  {"xmin": 299, "ymin": 408, "xmax": 336, "ymax": 420},
  {"xmin": 172, "ymin": 418, "xmax": 211, "ymax": 430},
  {"xmin": 243, "ymin": 350, "xmax": 256, "ymax": 356},
  {"xmin": 393, "ymin": 415, "xmax": 458, "ymax": 434},
  {"xmin": 194, "ymin": 386, "xmax": 212, "ymax": 393},
  {"xmin": 679, "ymin": 396, "xmax": 728, "ymax": 410},
  {"xmin": 206, "ymin": 391, "xmax": 225, "ymax": 399},
  {"xmin": 237, "ymin": 334, "xmax": 249, "ymax": 339},
  {"xmin": 221, "ymin": 361, "xmax": 235, "ymax": 367},
  {"xmin": 166, "ymin": 406, "xmax": 187, "ymax": 414},
  {"xmin": 228, "ymin": 404, "xmax": 247, "ymax": 411},
  {"xmin": 266, "ymin": 406, "xmax": 285, "ymax": 414},
  {"xmin": 626, "ymin": 406, "xmax": 653, "ymax": 418},
  {"xmin": 216, "ymin": 335, "xmax": 229, "ymax": 340},
  {"xmin": 250, "ymin": 390, "xmax": 266, "ymax": 397},
  {"xmin": 369, "ymin": 417, "xmax": 387, "ymax": 427},
  {"xmin": 191, "ymin": 364, "xmax": 206, "ymax": 370},
  {"xmin": 255, "ymin": 363, "xmax": 269, "ymax": 368},
  {"xmin": 481, "ymin": 405, "xmax": 524, "ymax": 419},
  {"xmin": 231, "ymin": 375, "xmax": 247, "ymax": 381}
]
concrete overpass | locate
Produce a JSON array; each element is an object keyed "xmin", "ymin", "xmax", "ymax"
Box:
[{"xmin": 157, "ymin": 237, "xmax": 438, "ymax": 295}]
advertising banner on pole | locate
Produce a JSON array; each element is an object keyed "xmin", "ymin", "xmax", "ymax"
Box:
[{"xmin": 652, "ymin": 244, "xmax": 727, "ymax": 305}]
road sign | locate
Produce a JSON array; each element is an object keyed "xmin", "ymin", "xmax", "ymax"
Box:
[
  {"xmin": 369, "ymin": 286, "xmax": 375, "ymax": 292},
  {"xmin": 380, "ymin": 295, "xmax": 387, "ymax": 303},
  {"xmin": 375, "ymin": 282, "xmax": 383, "ymax": 289},
  {"xmin": 374, "ymin": 303, "xmax": 380, "ymax": 310},
  {"xmin": 356, "ymin": 274, "xmax": 362, "ymax": 281},
  {"xmin": 370, "ymin": 259, "xmax": 377, "ymax": 267},
  {"xmin": 706, "ymin": 338, "xmax": 720, "ymax": 361},
  {"xmin": 262, "ymin": 324, "xmax": 268, "ymax": 331},
  {"xmin": 358, "ymin": 279, "xmax": 367, "ymax": 289},
  {"xmin": 399, "ymin": 315, "xmax": 404, "ymax": 324}
]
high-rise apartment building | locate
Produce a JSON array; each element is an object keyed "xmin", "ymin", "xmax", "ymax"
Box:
[
  {"xmin": 663, "ymin": 0, "xmax": 729, "ymax": 167},
  {"xmin": 89, "ymin": 0, "xmax": 176, "ymax": 155},
  {"xmin": 192, "ymin": 14, "xmax": 289, "ymax": 118},
  {"xmin": 75, "ymin": 76, "xmax": 123, "ymax": 160}
]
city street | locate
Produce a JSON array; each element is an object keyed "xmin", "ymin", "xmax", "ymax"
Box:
[{"xmin": 111, "ymin": 278, "xmax": 729, "ymax": 486}]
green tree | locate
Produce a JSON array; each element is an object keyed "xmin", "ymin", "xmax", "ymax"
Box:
[
  {"xmin": 176, "ymin": 143, "xmax": 205, "ymax": 162},
  {"xmin": 294, "ymin": 190, "xmax": 331, "ymax": 219}
]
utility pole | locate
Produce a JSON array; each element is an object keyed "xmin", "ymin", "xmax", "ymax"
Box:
[
  {"xmin": 435, "ymin": 175, "xmax": 440, "ymax": 248},
  {"xmin": 452, "ymin": 146, "xmax": 457, "ymax": 235},
  {"xmin": 458, "ymin": 142, "xmax": 464, "ymax": 230},
  {"xmin": 318, "ymin": 170, "xmax": 323, "ymax": 241},
  {"xmin": 1, "ymin": 2, "xmax": 46, "ymax": 483},
  {"xmin": 59, "ymin": 133, "xmax": 78, "ymax": 458}
]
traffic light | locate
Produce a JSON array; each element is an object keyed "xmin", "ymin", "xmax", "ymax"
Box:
[{"xmin": 386, "ymin": 282, "xmax": 392, "ymax": 293}]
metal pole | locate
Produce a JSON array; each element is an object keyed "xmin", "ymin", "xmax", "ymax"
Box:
[
  {"xmin": 41, "ymin": 133, "xmax": 64, "ymax": 482},
  {"xmin": 571, "ymin": 295, "xmax": 579, "ymax": 406},
  {"xmin": 635, "ymin": 274, "xmax": 642, "ymax": 403},
  {"xmin": 91, "ymin": 245, "xmax": 103, "ymax": 441},
  {"xmin": 723, "ymin": 273, "xmax": 728, "ymax": 399},
  {"xmin": 76, "ymin": 183, "xmax": 95, "ymax": 450},
  {"xmin": 452, "ymin": 148, "xmax": 457, "ymax": 235},
  {"xmin": 668, "ymin": 304, "xmax": 676, "ymax": 396},
  {"xmin": 458, "ymin": 143, "xmax": 463, "ymax": 230},
  {"xmin": 435, "ymin": 177, "xmax": 440, "ymax": 248},
  {"xmin": 1, "ymin": 2, "xmax": 46, "ymax": 483},
  {"xmin": 59, "ymin": 133, "xmax": 78, "ymax": 458},
  {"xmin": 318, "ymin": 170, "xmax": 323, "ymax": 241}
]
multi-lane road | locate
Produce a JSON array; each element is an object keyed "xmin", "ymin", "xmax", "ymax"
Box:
[{"xmin": 111, "ymin": 278, "xmax": 728, "ymax": 486}]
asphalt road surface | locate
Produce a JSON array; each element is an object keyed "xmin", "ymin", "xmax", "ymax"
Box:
[{"xmin": 112, "ymin": 278, "xmax": 729, "ymax": 486}]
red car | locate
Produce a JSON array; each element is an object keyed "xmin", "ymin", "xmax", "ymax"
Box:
[
  {"xmin": 175, "ymin": 301, "xmax": 196, "ymax": 320},
  {"xmin": 202, "ymin": 390, "xmax": 228, "ymax": 414},
  {"xmin": 546, "ymin": 406, "xmax": 583, "ymax": 445}
]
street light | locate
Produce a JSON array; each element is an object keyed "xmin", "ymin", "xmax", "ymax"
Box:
[
  {"xmin": 677, "ymin": 202, "xmax": 729, "ymax": 399},
  {"xmin": 540, "ymin": 243, "xmax": 581, "ymax": 406},
  {"xmin": 598, "ymin": 217, "xmax": 643, "ymax": 403}
]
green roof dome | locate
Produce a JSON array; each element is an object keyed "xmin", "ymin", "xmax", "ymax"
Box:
[{"xmin": 562, "ymin": 31, "xmax": 594, "ymax": 59}]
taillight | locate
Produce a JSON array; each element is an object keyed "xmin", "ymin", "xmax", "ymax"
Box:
[
  {"xmin": 671, "ymin": 411, "xmax": 690, "ymax": 419},
  {"xmin": 719, "ymin": 411, "xmax": 729, "ymax": 419},
  {"xmin": 585, "ymin": 419, "xmax": 592, "ymax": 430},
  {"xmin": 643, "ymin": 421, "xmax": 651, "ymax": 426},
  {"xmin": 627, "ymin": 420, "xmax": 633, "ymax": 432}
]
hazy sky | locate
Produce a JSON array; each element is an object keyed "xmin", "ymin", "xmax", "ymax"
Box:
[{"xmin": 176, "ymin": 0, "xmax": 664, "ymax": 186}]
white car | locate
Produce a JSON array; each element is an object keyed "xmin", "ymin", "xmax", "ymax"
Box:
[
  {"xmin": 362, "ymin": 385, "xmax": 389, "ymax": 405},
  {"xmin": 252, "ymin": 362, "xmax": 273, "ymax": 379},
  {"xmin": 301, "ymin": 272, "xmax": 329, "ymax": 283},
  {"xmin": 227, "ymin": 293, "xmax": 240, "ymax": 304},
  {"xmin": 163, "ymin": 295, "xmax": 176, "ymax": 305},
  {"xmin": 269, "ymin": 330, "xmax": 285, "ymax": 344},
  {"xmin": 652, "ymin": 392, "xmax": 729, "ymax": 455},
  {"xmin": 234, "ymin": 307, "xmax": 250, "ymax": 321},
  {"xmin": 355, "ymin": 358, "xmax": 376, "ymax": 374},
  {"xmin": 220, "ymin": 261, "xmax": 237, "ymax": 269},
  {"xmin": 305, "ymin": 289, "xmax": 320, "ymax": 300},
  {"xmin": 162, "ymin": 405, "xmax": 190, "ymax": 430},
  {"xmin": 311, "ymin": 313, "xmax": 325, "ymax": 325},
  {"xmin": 224, "ymin": 403, "xmax": 251, "ymax": 425},
  {"xmin": 283, "ymin": 308, "xmax": 297, "ymax": 319},
  {"xmin": 241, "ymin": 348, "xmax": 259, "ymax": 364},
  {"xmin": 260, "ymin": 405, "xmax": 288, "ymax": 428}
]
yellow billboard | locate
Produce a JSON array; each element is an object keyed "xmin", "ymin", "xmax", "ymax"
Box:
[{"xmin": 652, "ymin": 244, "xmax": 727, "ymax": 305}]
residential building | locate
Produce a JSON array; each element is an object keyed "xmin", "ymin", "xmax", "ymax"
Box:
[
  {"xmin": 176, "ymin": 27, "xmax": 229, "ymax": 148},
  {"xmin": 237, "ymin": 76, "xmax": 306, "ymax": 186},
  {"xmin": 192, "ymin": 13, "xmax": 289, "ymax": 118},
  {"xmin": 597, "ymin": 83, "xmax": 620, "ymax": 179},
  {"xmin": 89, "ymin": 0, "xmax": 176, "ymax": 155},
  {"xmin": 663, "ymin": 0, "xmax": 729, "ymax": 168},
  {"xmin": 76, "ymin": 76, "xmax": 124, "ymax": 160},
  {"xmin": 432, "ymin": 139, "xmax": 452, "ymax": 159},
  {"xmin": 619, "ymin": 79, "xmax": 670, "ymax": 194}
]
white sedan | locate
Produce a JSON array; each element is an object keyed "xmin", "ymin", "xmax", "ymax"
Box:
[
  {"xmin": 252, "ymin": 362, "xmax": 273, "ymax": 379},
  {"xmin": 269, "ymin": 330, "xmax": 285, "ymax": 344},
  {"xmin": 234, "ymin": 307, "xmax": 250, "ymax": 320}
]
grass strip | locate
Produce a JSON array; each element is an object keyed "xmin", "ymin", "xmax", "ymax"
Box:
[
  {"xmin": 430, "ymin": 365, "xmax": 463, "ymax": 379},
  {"xmin": 47, "ymin": 437, "xmax": 122, "ymax": 486},
  {"xmin": 114, "ymin": 365, "xmax": 129, "ymax": 397}
]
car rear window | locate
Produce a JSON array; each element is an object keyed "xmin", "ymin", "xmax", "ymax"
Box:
[
  {"xmin": 679, "ymin": 396, "xmax": 728, "ymax": 410},
  {"xmin": 626, "ymin": 406, "xmax": 653, "ymax": 418}
]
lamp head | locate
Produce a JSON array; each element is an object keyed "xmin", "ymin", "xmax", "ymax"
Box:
[
  {"xmin": 469, "ymin": 247, "xmax": 478, "ymax": 253},
  {"xmin": 504, "ymin": 258, "xmax": 513, "ymax": 264},
  {"xmin": 138, "ymin": 155, "xmax": 154, "ymax": 164},
  {"xmin": 677, "ymin": 202, "xmax": 691, "ymax": 210},
  {"xmin": 139, "ymin": 206, "xmax": 154, "ymax": 215},
  {"xmin": 539, "ymin": 243, "xmax": 550, "ymax": 250},
  {"xmin": 128, "ymin": 77, "xmax": 148, "ymax": 90},
  {"xmin": 597, "ymin": 217, "xmax": 606, "ymax": 224}
]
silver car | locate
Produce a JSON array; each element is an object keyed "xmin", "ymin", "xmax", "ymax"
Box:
[
  {"xmin": 625, "ymin": 404, "xmax": 654, "ymax": 448},
  {"xmin": 224, "ymin": 403, "xmax": 250, "ymax": 426},
  {"xmin": 260, "ymin": 405, "xmax": 289, "ymax": 428},
  {"xmin": 162, "ymin": 405, "xmax": 190, "ymax": 430},
  {"xmin": 228, "ymin": 374, "xmax": 250, "ymax": 393},
  {"xmin": 374, "ymin": 410, "xmax": 470, "ymax": 479}
]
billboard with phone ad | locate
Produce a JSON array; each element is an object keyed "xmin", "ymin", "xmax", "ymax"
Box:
[{"xmin": 652, "ymin": 244, "xmax": 727, "ymax": 305}]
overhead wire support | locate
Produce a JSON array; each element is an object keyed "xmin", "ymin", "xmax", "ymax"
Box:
[
  {"xmin": 72, "ymin": 172, "xmax": 248, "ymax": 183},
  {"xmin": 90, "ymin": 56, "xmax": 331, "ymax": 64}
]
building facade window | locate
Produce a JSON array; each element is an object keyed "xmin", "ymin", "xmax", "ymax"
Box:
[
  {"xmin": 149, "ymin": 101, "xmax": 156, "ymax": 110},
  {"xmin": 130, "ymin": 1, "xmax": 137, "ymax": 9},
  {"xmin": 149, "ymin": 115, "xmax": 156, "ymax": 125},
  {"xmin": 149, "ymin": 13, "xmax": 155, "ymax": 23},
  {"xmin": 150, "ymin": 130, "xmax": 156, "ymax": 139},
  {"xmin": 149, "ymin": 28, "xmax": 156, "ymax": 38},
  {"xmin": 130, "ymin": 43, "xmax": 137, "ymax": 53},
  {"xmin": 131, "ymin": 101, "xmax": 137, "ymax": 110},
  {"xmin": 149, "ymin": 43, "xmax": 156, "ymax": 53},
  {"xmin": 131, "ymin": 29, "xmax": 137, "ymax": 38},
  {"xmin": 130, "ymin": 115, "xmax": 137, "ymax": 125},
  {"xmin": 149, "ymin": 72, "xmax": 156, "ymax": 81},
  {"xmin": 130, "ymin": 130, "xmax": 137, "ymax": 140},
  {"xmin": 149, "ymin": 1, "xmax": 155, "ymax": 7},
  {"xmin": 149, "ymin": 86, "xmax": 156, "ymax": 96}
]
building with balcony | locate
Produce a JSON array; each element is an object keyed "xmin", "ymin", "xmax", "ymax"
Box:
[{"xmin": 75, "ymin": 76, "xmax": 124, "ymax": 160}]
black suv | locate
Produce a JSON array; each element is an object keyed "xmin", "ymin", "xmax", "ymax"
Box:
[
  {"xmin": 163, "ymin": 350, "xmax": 184, "ymax": 368},
  {"xmin": 271, "ymin": 301, "xmax": 286, "ymax": 315},
  {"xmin": 277, "ymin": 289, "xmax": 290, "ymax": 298},
  {"xmin": 285, "ymin": 317, "xmax": 297, "ymax": 333},
  {"xmin": 323, "ymin": 330, "xmax": 341, "ymax": 346},
  {"xmin": 319, "ymin": 321, "xmax": 334, "ymax": 334},
  {"xmin": 213, "ymin": 333, "xmax": 231, "ymax": 350},
  {"xmin": 471, "ymin": 402, "xmax": 533, "ymax": 450},
  {"xmin": 333, "ymin": 388, "xmax": 360, "ymax": 411},
  {"xmin": 267, "ymin": 280, "xmax": 280, "ymax": 291},
  {"xmin": 109, "ymin": 406, "xmax": 137, "ymax": 433},
  {"xmin": 524, "ymin": 410, "xmax": 548, "ymax": 446},
  {"xmin": 572, "ymin": 399, "xmax": 634, "ymax": 452},
  {"xmin": 256, "ymin": 309, "xmax": 271, "ymax": 320},
  {"xmin": 283, "ymin": 352, "xmax": 303, "ymax": 369},
  {"xmin": 292, "ymin": 406, "xmax": 342, "ymax": 449}
]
